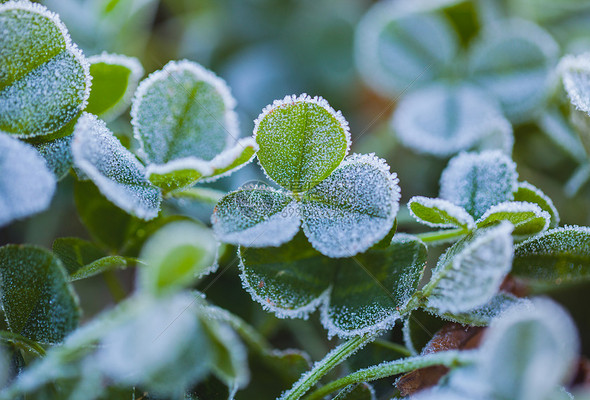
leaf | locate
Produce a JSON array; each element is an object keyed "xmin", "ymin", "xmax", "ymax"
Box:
[
  {"xmin": 0, "ymin": 330, "xmax": 45, "ymax": 357},
  {"xmin": 0, "ymin": 133, "xmax": 56, "ymax": 227},
  {"xmin": 32, "ymin": 134, "xmax": 73, "ymax": 180},
  {"xmin": 513, "ymin": 181, "xmax": 560, "ymax": 228},
  {"xmin": 239, "ymin": 233, "xmax": 426, "ymax": 338},
  {"xmin": 423, "ymin": 222, "xmax": 514, "ymax": 314},
  {"xmin": 402, "ymin": 309, "xmax": 447, "ymax": 355},
  {"xmin": 71, "ymin": 113, "xmax": 162, "ymax": 220},
  {"xmin": 138, "ymin": 221, "xmax": 218, "ymax": 296},
  {"xmin": 355, "ymin": 1, "xmax": 459, "ymax": 97},
  {"xmin": 300, "ymin": 154, "xmax": 400, "ymax": 258},
  {"xmin": 392, "ymin": 83, "xmax": 507, "ymax": 157},
  {"xmin": 68, "ymin": 256, "xmax": 128, "ymax": 281},
  {"xmin": 254, "ymin": 94, "xmax": 351, "ymax": 192},
  {"xmin": 0, "ymin": 1, "xmax": 90, "ymax": 138},
  {"xmin": 433, "ymin": 293, "xmax": 523, "ymax": 327},
  {"xmin": 475, "ymin": 201, "xmax": 550, "ymax": 237},
  {"xmin": 211, "ymin": 183, "xmax": 300, "ymax": 248},
  {"xmin": 513, "ymin": 226, "xmax": 590, "ymax": 285},
  {"xmin": 559, "ymin": 53, "xmax": 590, "ymax": 116},
  {"xmin": 86, "ymin": 52, "xmax": 143, "ymax": 121},
  {"xmin": 408, "ymin": 196, "xmax": 475, "ymax": 230},
  {"xmin": 0, "ymin": 245, "xmax": 80, "ymax": 344},
  {"xmin": 333, "ymin": 383, "xmax": 376, "ymax": 400},
  {"xmin": 537, "ymin": 108, "xmax": 588, "ymax": 163},
  {"xmin": 468, "ymin": 19, "xmax": 558, "ymax": 123},
  {"xmin": 439, "ymin": 150, "xmax": 518, "ymax": 219}
]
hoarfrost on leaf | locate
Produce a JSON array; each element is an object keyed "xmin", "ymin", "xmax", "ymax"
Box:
[
  {"xmin": 423, "ymin": 222, "xmax": 514, "ymax": 314},
  {"xmin": 439, "ymin": 150, "xmax": 518, "ymax": 219},
  {"xmin": 211, "ymin": 183, "xmax": 300, "ymax": 248},
  {"xmin": 71, "ymin": 113, "xmax": 162, "ymax": 220},
  {"xmin": 0, "ymin": 1, "xmax": 91, "ymax": 138},
  {"xmin": 254, "ymin": 94, "xmax": 351, "ymax": 193},
  {"xmin": 0, "ymin": 132, "xmax": 56, "ymax": 227},
  {"xmin": 33, "ymin": 135, "xmax": 73, "ymax": 180},
  {"xmin": 408, "ymin": 196, "xmax": 475, "ymax": 230},
  {"xmin": 301, "ymin": 153, "xmax": 400, "ymax": 258},
  {"xmin": 513, "ymin": 181, "xmax": 560, "ymax": 228},
  {"xmin": 537, "ymin": 108, "xmax": 588, "ymax": 163},
  {"xmin": 559, "ymin": 53, "xmax": 590, "ymax": 116},
  {"xmin": 434, "ymin": 293, "xmax": 525, "ymax": 327},
  {"xmin": 475, "ymin": 201, "xmax": 550, "ymax": 237}
]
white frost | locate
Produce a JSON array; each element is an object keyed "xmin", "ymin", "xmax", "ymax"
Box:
[
  {"xmin": 559, "ymin": 53, "xmax": 590, "ymax": 116},
  {"xmin": 476, "ymin": 201, "xmax": 550, "ymax": 236},
  {"xmin": 407, "ymin": 196, "xmax": 475, "ymax": 229}
]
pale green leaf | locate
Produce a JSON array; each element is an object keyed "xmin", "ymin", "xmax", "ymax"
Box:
[
  {"xmin": 0, "ymin": 245, "xmax": 80, "ymax": 344},
  {"xmin": 300, "ymin": 154, "xmax": 400, "ymax": 258},
  {"xmin": 254, "ymin": 94, "xmax": 350, "ymax": 192},
  {"xmin": 476, "ymin": 201, "xmax": 550, "ymax": 237},
  {"xmin": 408, "ymin": 196, "xmax": 475, "ymax": 230},
  {"xmin": 513, "ymin": 181, "xmax": 560, "ymax": 228},
  {"xmin": 559, "ymin": 53, "xmax": 590, "ymax": 116},
  {"xmin": 537, "ymin": 108, "xmax": 588, "ymax": 163},
  {"xmin": 0, "ymin": 1, "xmax": 90, "ymax": 138}
]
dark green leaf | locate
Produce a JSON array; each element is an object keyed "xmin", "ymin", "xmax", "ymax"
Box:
[
  {"xmin": 402, "ymin": 309, "xmax": 447, "ymax": 355},
  {"xmin": 333, "ymin": 383, "xmax": 375, "ymax": 400}
]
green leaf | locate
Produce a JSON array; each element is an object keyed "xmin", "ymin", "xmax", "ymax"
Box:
[
  {"xmin": 333, "ymin": 383, "xmax": 375, "ymax": 400},
  {"xmin": 69, "ymin": 256, "xmax": 128, "ymax": 281},
  {"xmin": 355, "ymin": 1, "xmax": 459, "ymax": 97},
  {"xmin": 559, "ymin": 53, "xmax": 590, "ymax": 116},
  {"xmin": 513, "ymin": 181, "xmax": 560, "ymax": 228},
  {"xmin": 408, "ymin": 196, "xmax": 475, "ymax": 230},
  {"xmin": 138, "ymin": 221, "xmax": 218, "ymax": 296},
  {"xmin": 254, "ymin": 94, "xmax": 351, "ymax": 192},
  {"xmin": 0, "ymin": 245, "xmax": 80, "ymax": 344},
  {"xmin": 468, "ymin": 19, "xmax": 558, "ymax": 122},
  {"xmin": 86, "ymin": 53, "xmax": 143, "ymax": 121},
  {"xmin": 239, "ymin": 233, "xmax": 426, "ymax": 338},
  {"xmin": 513, "ymin": 226, "xmax": 590, "ymax": 285},
  {"xmin": 0, "ymin": 330, "xmax": 45, "ymax": 357},
  {"xmin": 475, "ymin": 201, "xmax": 550, "ymax": 237},
  {"xmin": 0, "ymin": 132, "xmax": 56, "ymax": 227},
  {"xmin": 433, "ymin": 292, "xmax": 523, "ymax": 327},
  {"xmin": 71, "ymin": 113, "xmax": 162, "ymax": 220},
  {"xmin": 439, "ymin": 150, "xmax": 518, "ymax": 219},
  {"xmin": 0, "ymin": 1, "xmax": 90, "ymax": 138},
  {"xmin": 402, "ymin": 309, "xmax": 447, "ymax": 355},
  {"xmin": 211, "ymin": 183, "xmax": 300, "ymax": 248},
  {"xmin": 32, "ymin": 134, "xmax": 73, "ymax": 180},
  {"xmin": 423, "ymin": 222, "xmax": 514, "ymax": 314},
  {"xmin": 537, "ymin": 107, "xmax": 588, "ymax": 163},
  {"xmin": 300, "ymin": 154, "xmax": 400, "ymax": 258}
]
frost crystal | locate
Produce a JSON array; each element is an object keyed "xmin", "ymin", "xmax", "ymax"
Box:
[
  {"xmin": 513, "ymin": 181, "xmax": 560, "ymax": 228},
  {"xmin": 439, "ymin": 150, "xmax": 518, "ymax": 219},
  {"xmin": 408, "ymin": 196, "xmax": 475, "ymax": 230},
  {"xmin": 559, "ymin": 53, "xmax": 590, "ymax": 116},
  {"xmin": 71, "ymin": 113, "xmax": 162, "ymax": 220},
  {"xmin": 33, "ymin": 135, "xmax": 73, "ymax": 180},
  {"xmin": 476, "ymin": 201, "xmax": 550, "ymax": 236},
  {"xmin": 301, "ymin": 153, "xmax": 400, "ymax": 258},
  {"xmin": 0, "ymin": 132, "xmax": 56, "ymax": 227}
]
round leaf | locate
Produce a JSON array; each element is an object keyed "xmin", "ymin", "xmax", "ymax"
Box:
[
  {"xmin": 254, "ymin": 94, "xmax": 351, "ymax": 193},
  {"xmin": 513, "ymin": 181, "xmax": 559, "ymax": 228},
  {"xmin": 559, "ymin": 53, "xmax": 590, "ymax": 116},
  {"xmin": 476, "ymin": 201, "xmax": 550, "ymax": 237},
  {"xmin": 32, "ymin": 135, "xmax": 73, "ymax": 180},
  {"xmin": 408, "ymin": 196, "xmax": 475, "ymax": 230}
]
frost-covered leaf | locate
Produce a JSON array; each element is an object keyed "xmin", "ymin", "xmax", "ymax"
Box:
[
  {"xmin": 0, "ymin": 245, "xmax": 80, "ymax": 344},
  {"xmin": 439, "ymin": 150, "xmax": 518, "ymax": 219},
  {"xmin": 423, "ymin": 222, "xmax": 514, "ymax": 314},
  {"xmin": 86, "ymin": 53, "xmax": 143, "ymax": 122},
  {"xmin": 559, "ymin": 53, "xmax": 590, "ymax": 116},
  {"xmin": 204, "ymin": 137, "xmax": 258, "ymax": 182},
  {"xmin": 402, "ymin": 309, "xmax": 447, "ymax": 356},
  {"xmin": 537, "ymin": 108, "xmax": 588, "ymax": 163},
  {"xmin": 434, "ymin": 293, "xmax": 523, "ymax": 327},
  {"xmin": 513, "ymin": 181, "xmax": 560, "ymax": 228},
  {"xmin": 355, "ymin": 1, "xmax": 458, "ymax": 97},
  {"xmin": 212, "ymin": 183, "xmax": 300, "ymax": 248},
  {"xmin": 392, "ymin": 83, "xmax": 507, "ymax": 157},
  {"xmin": 0, "ymin": 133, "xmax": 56, "ymax": 227},
  {"xmin": 0, "ymin": 1, "xmax": 90, "ymax": 138},
  {"xmin": 300, "ymin": 154, "xmax": 400, "ymax": 258},
  {"xmin": 138, "ymin": 221, "xmax": 218, "ymax": 296},
  {"xmin": 408, "ymin": 196, "xmax": 475, "ymax": 230},
  {"xmin": 513, "ymin": 226, "xmax": 590, "ymax": 285},
  {"xmin": 254, "ymin": 94, "xmax": 350, "ymax": 192},
  {"xmin": 32, "ymin": 135, "xmax": 73, "ymax": 180},
  {"xmin": 239, "ymin": 233, "xmax": 426, "ymax": 338},
  {"xmin": 468, "ymin": 19, "xmax": 559, "ymax": 123},
  {"xmin": 72, "ymin": 113, "xmax": 162, "ymax": 220},
  {"xmin": 333, "ymin": 383, "xmax": 376, "ymax": 400},
  {"xmin": 479, "ymin": 298, "xmax": 579, "ymax": 400},
  {"xmin": 476, "ymin": 201, "xmax": 550, "ymax": 237}
]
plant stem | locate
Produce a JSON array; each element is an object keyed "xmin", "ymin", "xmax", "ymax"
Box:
[
  {"xmin": 304, "ymin": 350, "xmax": 475, "ymax": 400},
  {"xmin": 102, "ymin": 270, "xmax": 126, "ymax": 303},
  {"xmin": 415, "ymin": 228, "xmax": 466, "ymax": 244},
  {"xmin": 279, "ymin": 333, "xmax": 376, "ymax": 400}
]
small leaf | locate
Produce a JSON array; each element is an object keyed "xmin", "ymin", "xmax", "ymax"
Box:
[
  {"xmin": 392, "ymin": 83, "xmax": 507, "ymax": 157},
  {"xmin": 355, "ymin": 1, "xmax": 459, "ymax": 97},
  {"xmin": 0, "ymin": 245, "xmax": 80, "ymax": 344},
  {"xmin": 559, "ymin": 53, "xmax": 590, "ymax": 116},
  {"xmin": 211, "ymin": 183, "xmax": 300, "ymax": 248},
  {"xmin": 333, "ymin": 383, "xmax": 376, "ymax": 400},
  {"xmin": 423, "ymin": 222, "xmax": 514, "ymax": 314},
  {"xmin": 71, "ymin": 113, "xmax": 162, "ymax": 220},
  {"xmin": 513, "ymin": 181, "xmax": 560, "ymax": 228},
  {"xmin": 402, "ymin": 309, "xmax": 447, "ymax": 355},
  {"xmin": 408, "ymin": 196, "xmax": 475, "ymax": 230},
  {"xmin": 433, "ymin": 293, "xmax": 523, "ymax": 327},
  {"xmin": 86, "ymin": 52, "xmax": 143, "ymax": 121},
  {"xmin": 69, "ymin": 256, "xmax": 128, "ymax": 281},
  {"xmin": 254, "ymin": 94, "xmax": 351, "ymax": 192},
  {"xmin": 468, "ymin": 19, "xmax": 558, "ymax": 122},
  {"xmin": 513, "ymin": 226, "xmax": 590, "ymax": 286},
  {"xmin": 239, "ymin": 233, "xmax": 426, "ymax": 338},
  {"xmin": 32, "ymin": 134, "xmax": 73, "ymax": 180},
  {"xmin": 439, "ymin": 150, "xmax": 518, "ymax": 219},
  {"xmin": 138, "ymin": 221, "xmax": 218, "ymax": 296},
  {"xmin": 0, "ymin": 1, "xmax": 91, "ymax": 138},
  {"xmin": 301, "ymin": 154, "xmax": 400, "ymax": 258},
  {"xmin": 476, "ymin": 201, "xmax": 550, "ymax": 237},
  {"xmin": 0, "ymin": 133, "xmax": 56, "ymax": 227}
]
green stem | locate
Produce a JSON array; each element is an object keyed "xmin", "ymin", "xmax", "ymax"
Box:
[
  {"xmin": 102, "ymin": 270, "xmax": 127, "ymax": 303},
  {"xmin": 279, "ymin": 333, "xmax": 376, "ymax": 400},
  {"xmin": 304, "ymin": 350, "xmax": 475, "ymax": 400},
  {"xmin": 373, "ymin": 339, "xmax": 412, "ymax": 358},
  {"xmin": 166, "ymin": 187, "xmax": 225, "ymax": 204},
  {"xmin": 416, "ymin": 228, "xmax": 467, "ymax": 244}
]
